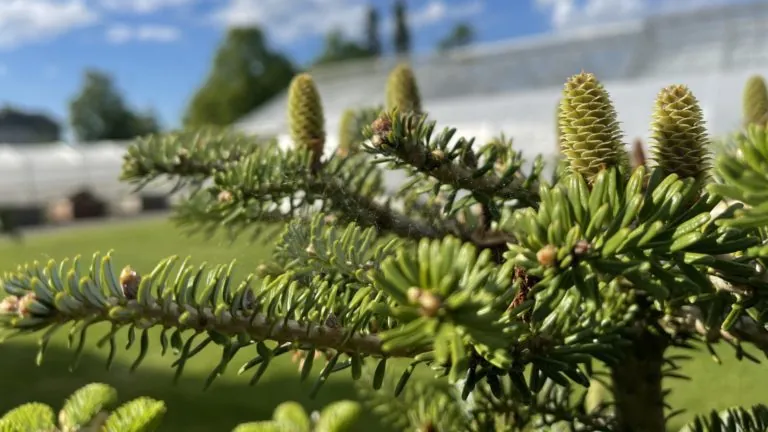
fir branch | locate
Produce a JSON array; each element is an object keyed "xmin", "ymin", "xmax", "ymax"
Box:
[
  {"xmin": 122, "ymin": 131, "xmax": 519, "ymax": 260},
  {"xmin": 0, "ymin": 233, "xmax": 636, "ymax": 398},
  {"xmin": 0, "ymin": 253, "xmax": 414, "ymax": 359},
  {"xmin": 121, "ymin": 128, "xmax": 270, "ymax": 187},
  {"xmin": 364, "ymin": 110, "xmax": 541, "ymax": 210}
]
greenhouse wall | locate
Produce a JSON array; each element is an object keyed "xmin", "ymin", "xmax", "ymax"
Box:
[{"xmin": 2, "ymin": 0, "xmax": 767, "ymax": 207}]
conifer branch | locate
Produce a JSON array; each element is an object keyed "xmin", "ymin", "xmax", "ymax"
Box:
[
  {"xmin": 0, "ymin": 221, "xmax": 638, "ymax": 397},
  {"xmin": 364, "ymin": 110, "xmax": 541, "ymax": 209},
  {"xmin": 121, "ymin": 128, "xmax": 269, "ymax": 187}
]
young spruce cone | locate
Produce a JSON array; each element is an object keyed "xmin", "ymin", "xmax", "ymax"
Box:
[
  {"xmin": 743, "ymin": 74, "xmax": 768, "ymax": 127},
  {"xmin": 386, "ymin": 63, "xmax": 422, "ymax": 115},
  {"xmin": 559, "ymin": 72, "xmax": 627, "ymax": 182},
  {"xmin": 288, "ymin": 73, "xmax": 325, "ymax": 171},
  {"xmin": 649, "ymin": 84, "xmax": 710, "ymax": 184},
  {"xmin": 555, "ymin": 98, "xmax": 562, "ymax": 153},
  {"xmin": 337, "ymin": 108, "xmax": 356, "ymax": 157}
]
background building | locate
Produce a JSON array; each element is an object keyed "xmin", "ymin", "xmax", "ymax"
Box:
[
  {"xmin": 237, "ymin": 1, "xmax": 768, "ymax": 158},
  {"xmin": 0, "ymin": 0, "xmax": 767, "ymax": 207}
]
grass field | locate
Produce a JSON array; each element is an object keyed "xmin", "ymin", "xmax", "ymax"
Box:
[{"xmin": 0, "ymin": 218, "xmax": 765, "ymax": 430}]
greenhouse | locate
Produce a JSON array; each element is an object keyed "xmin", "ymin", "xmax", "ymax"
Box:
[{"xmin": 1, "ymin": 0, "xmax": 767, "ymax": 207}]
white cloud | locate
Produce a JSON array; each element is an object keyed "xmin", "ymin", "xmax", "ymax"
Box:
[
  {"xmin": 98, "ymin": 0, "xmax": 194, "ymax": 14},
  {"xmin": 536, "ymin": 0, "xmax": 751, "ymax": 29},
  {"xmin": 212, "ymin": 0, "xmax": 484, "ymax": 44},
  {"xmin": 410, "ymin": 0, "xmax": 484, "ymax": 27},
  {"xmin": 106, "ymin": 24, "xmax": 182, "ymax": 44},
  {"xmin": 0, "ymin": 0, "xmax": 98, "ymax": 49}
]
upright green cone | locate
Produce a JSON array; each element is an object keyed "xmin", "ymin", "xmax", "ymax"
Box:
[
  {"xmin": 559, "ymin": 72, "xmax": 626, "ymax": 182},
  {"xmin": 288, "ymin": 73, "xmax": 325, "ymax": 170},
  {"xmin": 337, "ymin": 107, "xmax": 381, "ymax": 157},
  {"xmin": 554, "ymin": 98, "xmax": 562, "ymax": 153},
  {"xmin": 743, "ymin": 75, "xmax": 768, "ymax": 127},
  {"xmin": 386, "ymin": 63, "xmax": 422, "ymax": 115},
  {"xmin": 338, "ymin": 109, "xmax": 356, "ymax": 158},
  {"xmin": 649, "ymin": 84, "xmax": 710, "ymax": 184}
]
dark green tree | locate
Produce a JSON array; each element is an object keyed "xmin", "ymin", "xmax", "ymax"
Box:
[
  {"xmin": 314, "ymin": 29, "xmax": 373, "ymax": 66},
  {"xmin": 69, "ymin": 70, "xmax": 160, "ymax": 142},
  {"xmin": 0, "ymin": 106, "xmax": 60, "ymax": 143},
  {"xmin": 366, "ymin": 5, "xmax": 381, "ymax": 57},
  {"xmin": 437, "ymin": 23, "xmax": 474, "ymax": 52},
  {"xmin": 183, "ymin": 27, "xmax": 295, "ymax": 128},
  {"xmin": 393, "ymin": 0, "xmax": 410, "ymax": 55}
]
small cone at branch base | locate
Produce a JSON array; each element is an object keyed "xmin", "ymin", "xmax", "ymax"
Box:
[
  {"xmin": 120, "ymin": 266, "xmax": 141, "ymax": 300},
  {"xmin": 649, "ymin": 84, "xmax": 710, "ymax": 185},
  {"xmin": 537, "ymin": 245, "xmax": 557, "ymax": 267},
  {"xmin": 288, "ymin": 73, "xmax": 325, "ymax": 172}
]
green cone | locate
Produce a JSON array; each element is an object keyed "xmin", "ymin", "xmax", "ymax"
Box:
[
  {"xmin": 649, "ymin": 84, "xmax": 710, "ymax": 184},
  {"xmin": 559, "ymin": 72, "xmax": 626, "ymax": 182},
  {"xmin": 743, "ymin": 75, "xmax": 768, "ymax": 127},
  {"xmin": 338, "ymin": 109, "xmax": 356, "ymax": 157},
  {"xmin": 288, "ymin": 73, "xmax": 325, "ymax": 168},
  {"xmin": 337, "ymin": 107, "xmax": 381, "ymax": 157},
  {"xmin": 555, "ymin": 98, "xmax": 562, "ymax": 152},
  {"xmin": 386, "ymin": 63, "xmax": 422, "ymax": 115}
]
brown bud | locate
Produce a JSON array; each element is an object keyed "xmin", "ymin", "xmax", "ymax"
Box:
[
  {"xmin": 371, "ymin": 115, "xmax": 392, "ymax": 135},
  {"xmin": 0, "ymin": 296, "xmax": 19, "ymax": 314},
  {"xmin": 536, "ymin": 245, "xmax": 557, "ymax": 267},
  {"xmin": 419, "ymin": 422, "xmax": 438, "ymax": 432},
  {"xmin": 631, "ymin": 138, "xmax": 646, "ymax": 169},
  {"xmin": 430, "ymin": 149, "xmax": 445, "ymax": 161},
  {"xmin": 242, "ymin": 289, "xmax": 256, "ymax": 310},
  {"xmin": 119, "ymin": 266, "xmax": 141, "ymax": 300},
  {"xmin": 573, "ymin": 240, "xmax": 591, "ymax": 257},
  {"xmin": 418, "ymin": 291, "xmax": 442, "ymax": 317},
  {"xmin": 407, "ymin": 287, "xmax": 422, "ymax": 304},
  {"xmin": 305, "ymin": 243, "xmax": 316, "ymax": 257},
  {"xmin": 325, "ymin": 312, "xmax": 339, "ymax": 328},
  {"xmin": 17, "ymin": 292, "xmax": 37, "ymax": 317},
  {"xmin": 370, "ymin": 318, "xmax": 380, "ymax": 333},
  {"xmin": 217, "ymin": 190, "xmax": 233, "ymax": 203}
]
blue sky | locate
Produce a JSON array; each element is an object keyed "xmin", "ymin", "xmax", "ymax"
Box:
[{"xmin": 0, "ymin": 0, "xmax": 749, "ymax": 134}]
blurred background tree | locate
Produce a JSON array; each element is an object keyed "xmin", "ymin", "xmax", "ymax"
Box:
[
  {"xmin": 437, "ymin": 23, "xmax": 475, "ymax": 52},
  {"xmin": 314, "ymin": 29, "xmax": 373, "ymax": 66},
  {"xmin": 393, "ymin": 0, "xmax": 411, "ymax": 55},
  {"xmin": 366, "ymin": 5, "xmax": 382, "ymax": 57},
  {"xmin": 183, "ymin": 27, "xmax": 295, "ymax": 129},
  {"xmin": 68, "ymin": 70, "xmax": 160, "ymax": 142}
]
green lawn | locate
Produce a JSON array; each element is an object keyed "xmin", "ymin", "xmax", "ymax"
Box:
[{"xmin": 0, "ymin": 218, "xmax": 765, "ymax": 430}]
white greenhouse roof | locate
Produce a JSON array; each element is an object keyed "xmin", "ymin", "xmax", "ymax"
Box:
[{"xmin": 236, "ymin": 0, "xmax": 768, "ymax": 148}]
